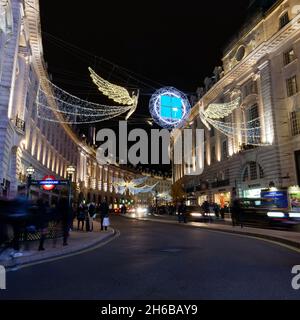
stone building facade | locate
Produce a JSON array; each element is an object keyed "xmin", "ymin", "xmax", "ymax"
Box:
[
  {"xmin": 0, "ymin": 0, "xmax": 137, "ymax": 205},
  {"xmin": 173, "ymin": 0, "xmax": 300, "ymax": 207}
]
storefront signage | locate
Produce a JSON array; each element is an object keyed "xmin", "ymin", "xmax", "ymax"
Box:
[{"xmin": 261, "ymin": 190, "xmax": 288, "ymax": 209}]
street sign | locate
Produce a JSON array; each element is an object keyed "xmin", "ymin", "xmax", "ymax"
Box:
[{"xmin": 30, "ymin": 176, "xmax": 70, "ymax": 191}]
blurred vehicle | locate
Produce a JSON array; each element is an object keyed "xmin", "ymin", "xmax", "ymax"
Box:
[
  {"xmin": 113, "ymin": 207, "xmax": 121, "ymax": 215},
  {"xmin": 186, "ymin": 205, "xmax": 216, "ymax": 222},
  {"xmin": 238, "ymin": 198, "xmax": 300, "ymax": 231},
  {"xmin": 127, "ymin": 207, "xmax": 136, "ymax": 214}
]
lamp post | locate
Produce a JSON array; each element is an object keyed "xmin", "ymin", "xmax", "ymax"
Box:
[
  {"xmin": 26, "ymin": 165, "xmax": 35, "ymax": 199},
  {"xmin": 66, "ymin": 165, "xmax": 76, "ymax": 208}
]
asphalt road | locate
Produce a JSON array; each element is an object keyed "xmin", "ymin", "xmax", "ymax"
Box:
[{"xmin": 0, "ymin": 216, "xmax": 300, "ymax": 300}]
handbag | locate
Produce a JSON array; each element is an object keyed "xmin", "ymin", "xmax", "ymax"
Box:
[{"xmin": 103, "ymin": 217, "xmax": 110, "ymax": 227}]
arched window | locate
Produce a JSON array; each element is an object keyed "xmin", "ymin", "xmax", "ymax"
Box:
[{"xmin": 242, "ymin": 162, "xmax": 264, "ymax": 182}]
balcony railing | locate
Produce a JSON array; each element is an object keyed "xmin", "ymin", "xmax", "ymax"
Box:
[{"xmin": 211, "ymin": 179, "xmax": 230, "ymax": 189}]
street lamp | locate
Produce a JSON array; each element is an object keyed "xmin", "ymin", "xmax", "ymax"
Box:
[
  {"xmin": 66, "ymin": 165, "xmax": 76, "ymax": 208},
  {"xmin": 26, "ymin": 165, "xmax": 35, "ymax": 199},
  {"xmin": 66, "ymin": 165, "xmax": 76, "ymax": 181}
]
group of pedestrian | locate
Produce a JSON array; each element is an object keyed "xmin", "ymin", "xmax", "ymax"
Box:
[
  {"xmin": 36, "ymin": 197, "xmax": 73, "ymax": 251},
  {"xmin": 77, "ymin": 199, "xmax": 110, "ymax": 232}
]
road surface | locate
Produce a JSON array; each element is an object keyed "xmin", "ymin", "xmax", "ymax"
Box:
[{"xmin": 1, "ymin": 216, "xmax": 300, "ymax": 299}]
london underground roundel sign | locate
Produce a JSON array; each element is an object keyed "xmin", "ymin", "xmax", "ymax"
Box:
[
  {"xmin": 42, "ymin": 175, "xmax": 56, "ymax": 191},
  {"xmin": 149, "ymin": 87, "xmax": 191, "ymax": 129}
]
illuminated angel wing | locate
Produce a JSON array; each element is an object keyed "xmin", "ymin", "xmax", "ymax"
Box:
[
  {"xmin": 203, "ymin": 97, "xmax": 241, "ymax": 120},
  {"xmin": 89, "ymin": 67, "xmax": 134, "ymax": 106}
]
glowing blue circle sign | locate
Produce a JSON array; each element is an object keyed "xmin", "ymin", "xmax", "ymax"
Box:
[{"xmin": 149, "ymin": 87, "xmax": 191, "ymax": 129}]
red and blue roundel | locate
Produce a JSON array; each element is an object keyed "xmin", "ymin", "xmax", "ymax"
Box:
[{"xmin": 42, "ymin": 175, "xmax": 56, "ymax": 191}]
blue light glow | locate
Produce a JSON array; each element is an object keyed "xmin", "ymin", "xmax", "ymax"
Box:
[{"xmin": 160, "ymin": 95, "xmax": 183, "ymax": 120}]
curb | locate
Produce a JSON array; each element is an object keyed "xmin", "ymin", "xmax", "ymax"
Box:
[
  {"xmin": 1, "ymin": 229, "xmax": 117, "ymax": 271},
  {"xmin": 122, "ymin": 215, "xmax": 300, "ymax": 251}
]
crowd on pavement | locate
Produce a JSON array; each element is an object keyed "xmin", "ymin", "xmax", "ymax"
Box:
[
  {"xmin": 152, "ymin": 199, "xmax": 243, "ymax": 228},
  {"xmin": 0, "ymin": 196, "xmax": 112, "ymax": 257}
]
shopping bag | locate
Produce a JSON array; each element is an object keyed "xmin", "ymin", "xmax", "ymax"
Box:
[{"xmin": 103, "ymin": 217, "xmax": 110, "ymax": 227}]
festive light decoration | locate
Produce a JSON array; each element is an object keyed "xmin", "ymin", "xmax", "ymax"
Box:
[
  {"xmin": 36, "ymin": 78, "xmax": 135, "ymax": 124},
  {"xmin": 115, "ymin": 177, "xmax": 158, "ymax": 195},
  {"xmin": 149, "ymin": 87, "xmax": 191, "ymax": 129},
  {"xmin": 89, "ymin": 67, "xmax": 139, "ymax": 120},
  {"xmin": 89, "ymin": 67, "xmax": 135, "ymax": 105},
  {"xmin": 199, "ymin": 95, "xmax": 267, "ymax": 146},
  {"xmin": 157, "ymin": 192, "xmax": 172, "ymax": 201},
  {"xmin": 203, "ymin": 97, "xmax": 241, "ymax": 119}
]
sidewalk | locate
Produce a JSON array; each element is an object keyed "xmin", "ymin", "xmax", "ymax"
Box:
[
  {"xmin": 124, "ymin": 214, "xmax": 300, "ymax": 251},
  {"xmin": 0, "ymin": 223, "xmax": 115, "ymax": 269}
]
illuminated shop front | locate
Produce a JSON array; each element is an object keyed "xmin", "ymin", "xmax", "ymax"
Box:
[
  {"xmin": 214, "ymin": 191, "xmax": 231, "ymax": 208},
  {"xmin": 288, "ymin": 186, "xmax": 300, "ymax": 212},
  {"xmin": 243, "ymin": 188, "xmax": 262, "ymax": 199},
  {"xmin": 198, "ymin": 194, "xmax": 208, "ymax": 206}
]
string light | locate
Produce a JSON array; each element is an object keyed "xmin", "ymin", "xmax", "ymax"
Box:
[
  {"xmin": 115, "ymin": 177, "xmax": 158, "ymax": 195},
  {"xmin": 36, "ymin": 78, "xmax": 136, "ymax": 124},
  {"xmin": 199, "ymin": 94, "xmax": 269, "ymax": 146},
  {"xmin": 203, "ymin": 97, "xmax": 241, "ymax": 119}
]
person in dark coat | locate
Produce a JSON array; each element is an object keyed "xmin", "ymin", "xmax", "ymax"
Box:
[
  {"xmin": 231, "ymin": 199, "xmax": 243, "ymax": 228},
  {"xmin": 58, "ymin": 198, "xmax": 71, "ymax": 246},
  {"xmin": 121, "ymin": 204, "xmax": 127, "ymax": 215},
  {"xmin": 100, "ymin": 199, "xmax": 109, "ymax": 231},
  {"xmin": 178, "ymin": 201, "xmax": 187, "ymax": 223},
  {"xmin": 201, "ymin": 201, "xmax": 210, "ymax": 215},
  {"xmin": 36, "ymin": 198, "xmax": 49, "ymax": 251},
  {"xmin": 77, "ymin": 203, "xmax": 85, "ymax": 231}
]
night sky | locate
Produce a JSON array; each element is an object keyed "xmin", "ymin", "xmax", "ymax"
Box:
[{"xmin": 39, "ymin": 0, "xmax": 255, "ymax": 172}]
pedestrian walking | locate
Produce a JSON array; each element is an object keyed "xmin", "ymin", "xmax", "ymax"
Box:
[
  {"xmin": 36, "ymin": 198, "xmax": 49, "ymax": 251},
  {"xmin": 214, "ymin": 203, "xmax": 220, "ymax": 219},
  {"xmin": 178, "ymin": 200, "xmax": 187, "ymax": 223},
  {"xmin": 99, "ymin": 199, "xmax": 110, "ymax": 231},
  {"xmin": 58, "ymin": 198, "xmax": 72, "ymax": 246},
  {"xmin": 231, "ymin": 199, "xmax": 243, "ymax": 228},
  {"xmin": 77, "ymin": 203, "xmax": 85, "ymax": 231}
]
